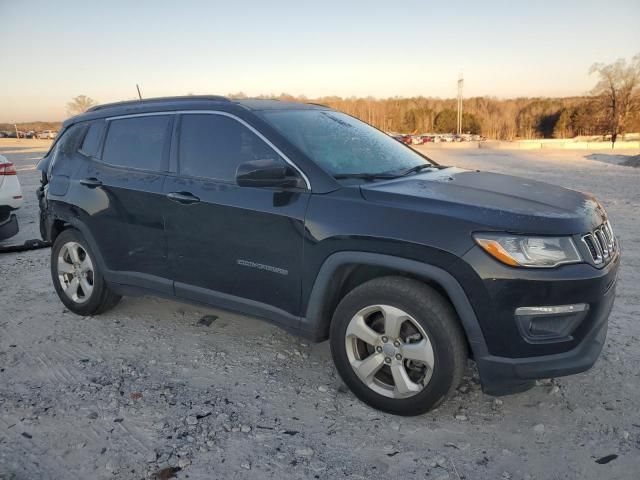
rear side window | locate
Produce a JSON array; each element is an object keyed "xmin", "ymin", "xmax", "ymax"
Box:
[
  {"xmin": 79, "ymin": 121, "xmax": 105, "ymax": 157},
  {"xmin": 102, "ymin": 116, "xmax": 171, "ymax": 171},
  {"xmin": 178, "ymin": 114, "xmax": 283, "ymax": 181}
]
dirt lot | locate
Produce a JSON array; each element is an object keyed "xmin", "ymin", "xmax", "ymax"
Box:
[{"xmin": 1, "ymin": 139, "xmax": 639, "ymax": 479}]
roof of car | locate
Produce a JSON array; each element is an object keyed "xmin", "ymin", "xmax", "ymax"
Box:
[
  {"xmin": 63, "ymin": 96, "xmax": 328, "ymax": 128},
  {"xmin": 84, "ymin": 95, "xmax": 231, "ymax": 113},
  {"xmin": 234, "ymin": 99, "xmax": 329, "ymax": 111}
]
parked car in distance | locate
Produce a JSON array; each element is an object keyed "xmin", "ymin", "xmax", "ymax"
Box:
[
  {"xmin": 37, "ymin": 130, "xmax": 57, "ymax": 140},
  {"xmin": 0, "ymin": 154, "xmax": 23, "ymax": 241},
  {"xmin": 38, "ymin": 96, "xmax": 619, "ymax": 415}
]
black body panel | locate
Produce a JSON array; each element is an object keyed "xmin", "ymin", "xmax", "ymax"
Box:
[
  {"xmin": 163, "ymin": 175, "xmax": 309, "ymax": 315},
  {"xmin": 78, "ymin": 160, "xmax": 170, "ymax": 286}
]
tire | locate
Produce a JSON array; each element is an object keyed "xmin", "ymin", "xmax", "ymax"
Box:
[
  {"xmin": 330, "ymin": 276, "xmax": 467, "ymax": 416},
  {"xmin": 51, "ymin": 229, "xmax": 121, "ymax": 316}
]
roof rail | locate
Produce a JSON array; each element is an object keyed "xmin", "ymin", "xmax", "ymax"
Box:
[{"xmin": 86, "ymin": 95, "xmax": 230, "ymax": 113}]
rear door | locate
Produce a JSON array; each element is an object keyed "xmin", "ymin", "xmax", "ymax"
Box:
[
  {"xmin": 163, "ymin": 112, "xmax": 310, "ymax": 322},
  {"xmin": 77, "ymin": 114, "xmax": 174, "ymax": 293}
]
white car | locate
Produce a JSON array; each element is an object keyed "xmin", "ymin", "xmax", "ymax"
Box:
[
  {"xmin": 0, "ymin": 154, "xmax": 23, "ymax": 241},
  {"xmin": 37, "ymin": 130, "xmax": 57, "ymax": 140}
]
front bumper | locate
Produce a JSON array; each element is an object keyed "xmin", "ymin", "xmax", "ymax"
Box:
[
  {"xmin": 452, "ymin": 245, "xmax": 619, "ymax": 395},
  {"xmin": 475, "ymin": 284, "xmax": 613, "ymax": 395}
]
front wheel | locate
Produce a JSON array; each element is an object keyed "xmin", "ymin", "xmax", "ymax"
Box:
[
  {"xmin": 51, "ymin": 229, "xmax": 121, "ymax": 316},
  {"xmin": 330, "ymin": 277, "xmax": 467, "ymax": 416}
]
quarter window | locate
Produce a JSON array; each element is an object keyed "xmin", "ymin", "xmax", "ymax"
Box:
[
  {"xmin": 48, "ymin": 123, "xmax": 87, "ymax": 175},
  {"xmin": 102, "ymin": 116, "xmax": 171, "ymax": 171},
  {"xmin": 79, "ymin": 121, "xmax": 105, "ymax": 157},
  {"xmin": 178, "ymin": 114, "xmax": 284, "ymax": 181}
]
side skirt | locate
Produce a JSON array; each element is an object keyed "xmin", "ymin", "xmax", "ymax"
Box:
[{"xmin": 107, "ymin": 278, "xmax": 305, "ymax": 339}]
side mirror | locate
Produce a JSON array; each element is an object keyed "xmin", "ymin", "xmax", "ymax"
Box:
[{"xmin": 236, "ymin": 158, "xmax": 303, "ymax": 188}]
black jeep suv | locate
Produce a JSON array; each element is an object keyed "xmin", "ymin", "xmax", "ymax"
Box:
[{"xmin": 37, "ymin": 96, "xmax": 619, "ymax": 415}]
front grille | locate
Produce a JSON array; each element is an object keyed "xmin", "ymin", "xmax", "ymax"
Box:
[{"xmin": 582, "ymin": 221, "xmax": 616, "ymax": 265}]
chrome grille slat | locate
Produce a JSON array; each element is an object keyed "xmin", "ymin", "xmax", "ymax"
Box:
[
  {"xmin": 582, "ymin": 222, "xmax": 617, "ymax": 266},
  {"xmin": 583, "ymin": 235, "xmax": 598, "ymax": 260},
  {"xmin": 604, "ymin": 221, "xmax": 615, "ymax": 250},
  {"xmin": 595, "ymin": 229, "xmax": 609, "ymax": 258}
]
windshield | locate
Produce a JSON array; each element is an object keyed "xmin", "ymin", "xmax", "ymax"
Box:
[{"xmin": 259, "ymin": 110, "xmax": 434, "ymax": 176}]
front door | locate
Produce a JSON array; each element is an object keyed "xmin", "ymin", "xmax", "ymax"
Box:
[{"xmin": 163, "ymin": 113, "xmax": 310, "ymax": 325}]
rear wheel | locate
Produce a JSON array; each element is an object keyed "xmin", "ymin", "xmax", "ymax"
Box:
[
  {"xmin": 330, "ymin": 276, "xmax": 467, "ymax": 415},
  {"xmin": 51, "ymin": 229, "xmax": 121, "ymax": 315}
]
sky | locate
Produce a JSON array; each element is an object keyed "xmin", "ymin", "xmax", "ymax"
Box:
[{"xmin": 1, "ymin": 0, "xmax": 639, "ymax": 122}]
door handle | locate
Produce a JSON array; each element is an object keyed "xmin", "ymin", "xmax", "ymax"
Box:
[
  {"xmin": 79, "ymin": 177, "xmax": 102, "ymax": 188},
  {"xmin": 166, "ymin": 191, "xmax": 200, "ymax": 204}
]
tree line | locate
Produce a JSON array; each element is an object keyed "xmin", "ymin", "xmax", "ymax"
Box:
[
  {"xmin": 232, "ymin": 54, "xmax": 640, "ymax": 141},
  {"xmin": 4, "ymin": 55, "xmax": 637, "ymax": 142},
  {"xmin": 255, "ymin": 94, "xmax": 624, "ymax": 139},
  {"xmin": 2, "ymin": 96, "xmax": 627, "ymax": 140}
]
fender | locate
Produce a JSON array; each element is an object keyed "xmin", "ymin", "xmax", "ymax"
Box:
[{"xmin": 300, "ymin": 251, "xmax": 490, "ymax": 360}]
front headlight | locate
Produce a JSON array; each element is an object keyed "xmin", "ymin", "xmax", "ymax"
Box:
[{"xmin": 474, "ymin": 233, "xmax": 582, "ymax": 268}]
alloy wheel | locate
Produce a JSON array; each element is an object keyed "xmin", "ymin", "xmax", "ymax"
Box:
[
  {"xmin": 57, "ymin": 241, "xmax": 95, "ymax": 304},
  {"xmin": 344, "ymin": 304, "xmax": 435, "ymax": 399}
]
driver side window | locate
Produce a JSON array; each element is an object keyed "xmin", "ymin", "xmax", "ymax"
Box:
[{"xmin": 178, "ymin": 114, "xmax": 285, "ymax": 182}]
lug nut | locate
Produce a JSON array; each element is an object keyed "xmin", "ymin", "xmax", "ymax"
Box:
[
  {"xmin": 395, "ymin": 354, "xmax": 402, "ymax": 360},
  {"xmin": 393, "ymin": 340, "xmax": 401, "ymax": 347},
  {"xmin": 381, "ymin": 336, "xmax": 388, "ymax": 343},
  {"xmin": 384, "ymin": 357, "xmax": 391, "ymax": 364},
  {"xmin": 376, "ymin": 346, "xmax": 383, "ymax": 353}
]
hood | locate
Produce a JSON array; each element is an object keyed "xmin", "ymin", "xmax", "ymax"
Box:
[{"xmin": 359, "ymin": 167, "xmax": 607, "ymax": 235}]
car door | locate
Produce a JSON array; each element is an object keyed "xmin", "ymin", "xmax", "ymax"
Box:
[
  {"xmin": 163, "ymin": 112, "xmax": 310, "ymax": 324},
  {"xmin": 76, "ymin": 114, "xmax": 174, "ymax": 294}
]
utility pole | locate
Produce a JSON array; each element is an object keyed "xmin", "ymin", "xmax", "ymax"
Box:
[{"xmin": 457, "ymin": 73, "xmax": 464, "ymax": 135}]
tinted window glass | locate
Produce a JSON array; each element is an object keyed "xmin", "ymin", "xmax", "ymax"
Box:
[
  {"xmin": 79, "ymin": 121, "xmax": 105, "ymax": 157},
  {"xmin": 48, "ymin": 124, "xmax": 87, "ymax": 174},
  {"xmin": 103, "ymin": 116, "xmax": 170, "ymax": 171},
  {"xmin": 59, "ymin": 124, "xmax": 88, "ymax": 155},
  {"xmin": 260, "ymin": 110, "xmax": 433, "ymax": 176},
  {"xmin": 179, "ymin": 114, "xmax": 283, "ymax": 181}
]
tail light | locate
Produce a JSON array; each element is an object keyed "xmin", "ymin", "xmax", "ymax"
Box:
[{"xmin": 0, "ymin": 162, "xmax": 17, "ymax": 175}]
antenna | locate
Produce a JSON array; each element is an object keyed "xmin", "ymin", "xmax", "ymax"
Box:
[
  {"xmin": 457, "ymin": 73, "xmax": 464, "ymax": 135},
  {"xmin": 136, "ymin": 84, "xmax": 143, "ymax": 100}
]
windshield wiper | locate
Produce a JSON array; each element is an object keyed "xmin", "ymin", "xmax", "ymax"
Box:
[
  {"xmin": 397, "ymin": 164, "xmax": 443, "ymax": 176},
  {"xmin": 333, "ymin": 172, "xmax": 400, "ymax": 180},
  {"xmin": 334, "ymin": 163, "xmax": 445, "ymax": 181}
]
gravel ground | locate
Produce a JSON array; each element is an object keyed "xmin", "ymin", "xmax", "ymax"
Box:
[{"xmin": 1, "ymin": 140, "xmax": 639, "ymax": 480}]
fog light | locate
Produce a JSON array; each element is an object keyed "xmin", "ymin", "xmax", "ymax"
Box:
[
  {"xmin": 515, "ymin": 304, "xmax": 588, "ymax": 316},
  {"xmin": 515, "ymin": 304, "xmax": 589, "ymax": 343}
]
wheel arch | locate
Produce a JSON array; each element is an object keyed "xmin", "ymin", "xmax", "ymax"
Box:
[
  {"xmin": 48, "ymin": 216, "xmax": 108, "ymax": 274},
  {"xmin": 301, "ymin": 252, "xmax": 488, "ymax": 359},
  {"xmin": 48, "ymin": 218, "xmax": 69, "ymax": 243}
]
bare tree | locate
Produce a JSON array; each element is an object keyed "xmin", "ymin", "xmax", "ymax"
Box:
[
  {"xmin": 66, "ymin": 95, "xmax": 98, "ymax": 116},
  {"xmin": 589, "ymin": 54, "xmax": 640, "ymax": 146}
]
